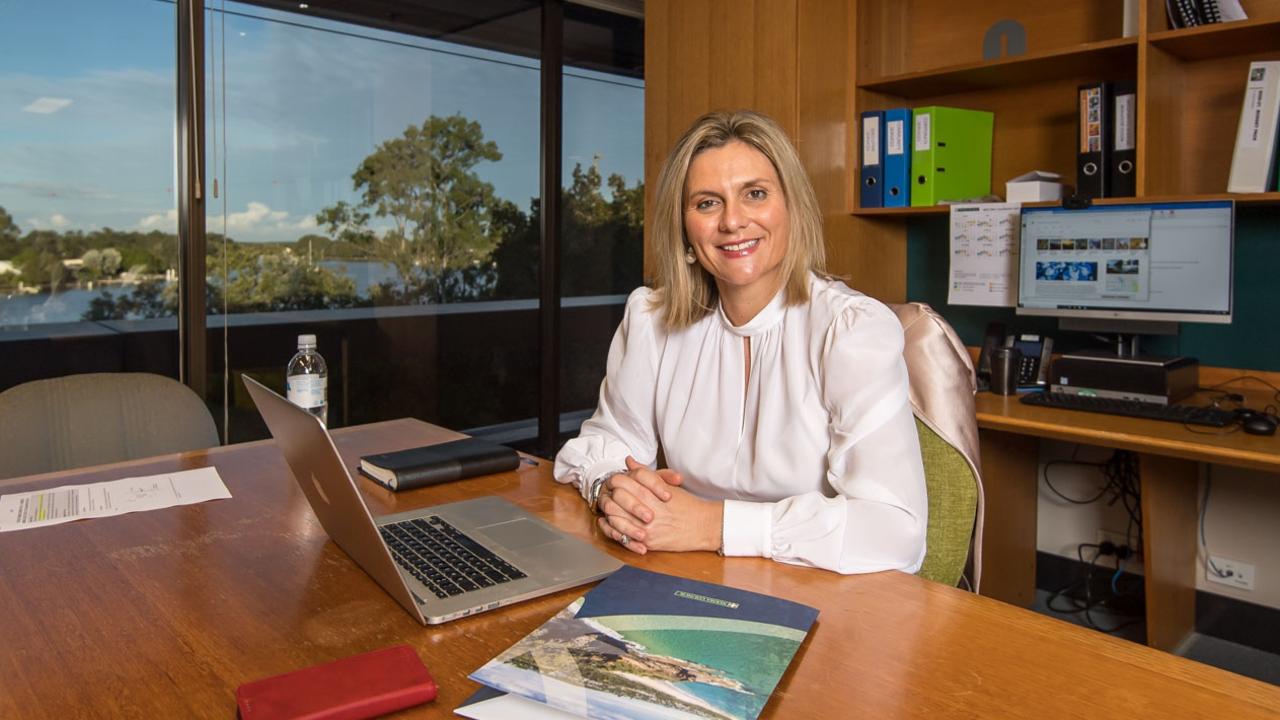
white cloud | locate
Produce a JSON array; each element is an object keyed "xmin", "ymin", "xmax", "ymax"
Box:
[
  {"xmin": 22, "ymin": 96, "xmax": 73, "ymax": 114},
  {"xmin": 222, "ymin": 201, "xmax": 288, "ymax": 232},
  {"xmin": 288, "ymin": 215, "xmax": 318, "ymax": 231},
  {"xmin": 25, "ymin": 214, "xmax": 71, "ymax": 229},
  {"xmin": 139, "ymin": 208, "xmax": 178, "ymax": 229}
]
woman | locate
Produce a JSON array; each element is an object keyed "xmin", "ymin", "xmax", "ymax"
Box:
[{"xmin": 553, "ymin": 110, "xmax": 927, "ymax": 574}]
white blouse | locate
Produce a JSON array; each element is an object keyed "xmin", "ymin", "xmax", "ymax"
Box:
[{"xmin": 553, "ymin": 274, "xmax": 927, "ymax": 574}]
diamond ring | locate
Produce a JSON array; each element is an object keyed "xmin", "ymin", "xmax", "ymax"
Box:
[{"xmin": 619, "ymin": 534, "xmax": 630, "ymax": 547}]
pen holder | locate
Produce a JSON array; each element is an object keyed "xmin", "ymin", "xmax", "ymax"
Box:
[{"xmin": 990, "ymin": 347, "xmax": 1022, "ymax": 396}]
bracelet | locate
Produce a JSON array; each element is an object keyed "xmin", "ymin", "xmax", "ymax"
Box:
[{"xmin": 586, "ymin": 475, "xmax": 609, "ymax": 514}]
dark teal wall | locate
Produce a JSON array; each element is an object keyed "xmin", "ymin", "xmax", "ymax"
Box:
[{"xmin": 905, "ymin": 206, "xmax": 1280, "ymax": 371}]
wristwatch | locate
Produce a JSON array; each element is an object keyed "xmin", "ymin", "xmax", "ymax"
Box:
[{"xmin": 586, "ymin": 474, "xmax": 613, "ymax": 514}]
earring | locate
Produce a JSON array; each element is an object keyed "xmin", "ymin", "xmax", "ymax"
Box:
[{"xmin": 684, "ymin": 246, "xmax": 697, "ymax": 265}]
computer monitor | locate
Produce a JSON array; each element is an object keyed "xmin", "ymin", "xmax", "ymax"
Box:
[{"xmin": 1017, "ymin": 200, "xmax": 1233, "ymax": 355}]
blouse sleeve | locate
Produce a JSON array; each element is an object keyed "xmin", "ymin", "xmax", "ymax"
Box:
[
  {"xmin": 553, "ymin": 289, "xmax": 662, "ymax": 501},
  {"xmin": 720, "ymin": 300, "xmax": 928, "ymax": 574}
]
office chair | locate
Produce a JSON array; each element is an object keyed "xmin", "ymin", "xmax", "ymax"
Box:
[
  {"xmin": 0, "ymin": 372, "xmax": 219, "ymax": 481},
  {"xmin": 890, "ymin": 303, "xmax": 985, "ymax": 591}
]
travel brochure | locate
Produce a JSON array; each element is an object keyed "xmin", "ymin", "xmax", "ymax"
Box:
[{"xmin": 459, "ymin": 566, "xmax": 818, "ymax": 720}]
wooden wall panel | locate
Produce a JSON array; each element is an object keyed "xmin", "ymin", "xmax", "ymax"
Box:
[
  {"xmin": 645, "ymin": 0, "xmax": 801, "ymax": 280},
  {"xmin": 895, "ymin": 0, "xmax": 1121, "ymax": 75},
  {"xmin": 647, "ymin": 0, "xmax": 905, "ymax": 300}
]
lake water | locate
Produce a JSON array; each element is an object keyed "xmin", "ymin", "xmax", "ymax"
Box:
[{"xmin": 0, "ymin": 260, "xmax": 400, "ymax": 327}]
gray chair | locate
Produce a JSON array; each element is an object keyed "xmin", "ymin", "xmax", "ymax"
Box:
[{"xmin": 0, "ymin": 373, "xmax": 219, "ymax": 481}]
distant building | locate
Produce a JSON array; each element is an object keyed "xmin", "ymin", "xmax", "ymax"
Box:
[{"xmin": 0, "ymin": 260, "xmax": 16, "ymax": 276}]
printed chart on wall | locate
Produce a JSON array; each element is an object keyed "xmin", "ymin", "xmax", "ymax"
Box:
[{"xmin": 947, "ymin": 203, "xmax": 1021, "ymax": 307}]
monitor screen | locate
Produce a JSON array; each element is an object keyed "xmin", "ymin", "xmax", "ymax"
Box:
[{"xmin": 1016, "ymin": 200, "xmax": 1233, "ymax": 324}]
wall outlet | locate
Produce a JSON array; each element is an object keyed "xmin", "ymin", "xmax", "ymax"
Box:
[{"xmin": 1206, "ymin": 556, "xmax": 1255, "ymax": 591}]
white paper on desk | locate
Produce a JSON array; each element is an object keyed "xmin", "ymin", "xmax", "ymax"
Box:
[
  {"xmin": 0, "ymin": 466, "xmax": 231, "ymax": 532},
  {"xmin": 947, "ymin": 202, "xmax": 1021, "ymax": 307},
  {"xmin": 455, "ymin": 690, "xmax": 578, "ymax": 719}
]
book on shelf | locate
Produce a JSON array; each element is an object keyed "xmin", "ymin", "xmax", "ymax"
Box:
[
  {"xmin": 859, "ymin": 110, "xmax": 885, "ymax": 208},
  {"xmin": 461, "ymin": 565, "xmax": 819, "ymax": 720},
  {"xmin": 1110, "ymin": 80, "xmax": 1137, "ymax": 198},
  {"xmin": 1166, "ymin": 0, "xmax": 1247, "ymax": 28},
  {"xmin": 1227, "ymin": 61, "xmax": 1280, "ymax": 194},
  {"xmin": 883, "ymin": 107, "xmax": 913, "ymax": 207},
  {"xmin": 1076, "ymin": 82, "xmax": 1113, "ymax": 200},
  {"xmin": 358, "ymin": 437, "xmax": 520, "ymax": 491},
  {"xmin": 910, "ymin": 106, "xmax": 993, "ymax": 207}
]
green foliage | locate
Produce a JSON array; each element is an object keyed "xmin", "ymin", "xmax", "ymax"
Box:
[
  {"xmin": 492, "ymin": 162, "xmax": 644, "ymax": 299},
  {"xmin": 78, "ymin": 248, "xmax": 123, "ymax": 281},
  {"xmin": 84, "ymin": 280, "xmax": 174, "ymax": 320},
  {"xmin": 0, "ymin": 206, "xmax": 20, "ymax": 258},
  {"xmin": 2, "ymin": 116, "xmax": 646, "ymax": 316},
  {"xmin": 214, "ymin": 245, "xmax": 366, "ymax": 313},
  {"xmin": 318, "ymin": 114, "xmax": 505, "ymax": 303}
]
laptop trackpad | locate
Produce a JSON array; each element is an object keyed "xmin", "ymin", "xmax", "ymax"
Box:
[{"xmin": 477, "ymin": 519, "xmax": 563, "ymax": 549}]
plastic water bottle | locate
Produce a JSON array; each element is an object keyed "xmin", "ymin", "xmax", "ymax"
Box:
[{"xmin": 286, "ymin": 334, "xmax": 328, "ymax": 425}]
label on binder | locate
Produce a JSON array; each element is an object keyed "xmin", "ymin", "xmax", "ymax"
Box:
[
  {"xmin": 1115, "ymin": 95, "xmax": 1135, "ymax": 151},
  {"xmin": 886, "ymin": 119, "xmax": 904, "ymax": 155},
  {"xmin": 1242, "ymin": 87, "xmax": 1267, "ymax": 148},
  {"xmin": 915, "ymin": 114, "xmax": 931, "ymax": 151},
  {"xmin": 862, "ymin": 116, "xmax": 881, "ymax": 165},
  {"xmin": 1080, "ymin": 87, "xmax": 1103, "ymax": 152}
]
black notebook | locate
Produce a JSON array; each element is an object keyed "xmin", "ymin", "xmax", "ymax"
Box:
[{"xmin": 358, "ymin": 438, "xmax": 520, "ymax": 491}]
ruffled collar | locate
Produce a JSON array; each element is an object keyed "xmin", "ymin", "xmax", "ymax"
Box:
[{"xmin": 717, "ymin": 286, "xmax": 788, "ymax": 337}]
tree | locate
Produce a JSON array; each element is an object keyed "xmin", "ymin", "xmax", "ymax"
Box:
[
  {"xmin": 318, "ymin": 114, "xmax": 505, "ymax": 304},
  {"xmin": 214, "ymin": 248, "xmax": 365, "ymax": 313},
  {"xmin": 0, "ymin": 206, "xmax": 20, "ymax": 258},
  {"xmin": 17, "ymin": 230, "xmax": 72, "ymax": 290},
  {"xmin": 492, "ymin": 163, "xmax": 644, "ymax": 299},
  {"xmin": 79, "ymin": 248, "xmax": 122, "ymax": 281}
]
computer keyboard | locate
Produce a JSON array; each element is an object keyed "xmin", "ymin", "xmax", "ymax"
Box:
[
  {"xmin": 1019, "ymin": 391, "xmax": 1235, "ymax": 428},
  {"xmin": 381, "ymin": 516, "xmax": 527, "ymax": 599}
]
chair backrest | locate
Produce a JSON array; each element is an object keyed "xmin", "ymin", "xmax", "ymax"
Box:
[
  {"xmin": 0, "ymin": 372, "xmax": 219, "ymax": 481},
  {"xmin": 889, "ymin": 302, "xmax": 985, "ymax": 590}
]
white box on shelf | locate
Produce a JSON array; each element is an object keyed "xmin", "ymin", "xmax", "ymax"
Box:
[{"xmin": 1006, "ymin": 171, "xmax": 1065, "ymax": 203}]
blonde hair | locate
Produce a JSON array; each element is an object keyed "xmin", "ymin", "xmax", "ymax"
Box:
[{"xmin": 650, "ymin": 109, "xmax": 826, "ymax": 329}]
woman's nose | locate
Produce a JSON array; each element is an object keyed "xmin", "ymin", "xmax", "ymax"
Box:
[{"xmin": 719, "ymin": 199, "xmax": 747, "ymax": 232}]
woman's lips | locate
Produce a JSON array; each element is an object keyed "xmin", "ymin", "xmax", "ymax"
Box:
[{"xmin": 717, "ymin": 237, "xmax": 760, "ymax": 257}]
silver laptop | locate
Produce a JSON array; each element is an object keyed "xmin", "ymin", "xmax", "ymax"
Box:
[{"xmin": 243, "ymin": 375, "xmax": 621, "ymax": 625}]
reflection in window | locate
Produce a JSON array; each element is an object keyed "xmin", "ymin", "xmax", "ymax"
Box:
[
  {"xmin": 0, "ymin": 1, "xmax": 177, "ymax": 333},
  {"xmin": 204, "ymin": 3, "xmax": 556, "ymax": 441}
]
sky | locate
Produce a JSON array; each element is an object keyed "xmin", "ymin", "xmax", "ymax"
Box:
[{"xmin": 0, "ymin": 0, "xmax": 645, "ymax": 244}]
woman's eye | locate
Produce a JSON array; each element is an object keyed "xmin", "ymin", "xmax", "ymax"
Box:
[
  {"xmin": 695, "ymin": 199, "xmax": 717, "ymax": 211},
  {"xmin": 746, "ymin": 188, "xmax": 767, "ymax": 201}
]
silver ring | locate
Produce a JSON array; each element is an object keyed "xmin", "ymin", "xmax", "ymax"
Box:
[{"xmin": 619, "ymin": 534, "xmax": 630, "ymax": 547}]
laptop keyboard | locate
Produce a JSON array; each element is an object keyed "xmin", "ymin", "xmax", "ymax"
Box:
[{"xmin": 380, "ymin": 516, "xmax": 528, "ymax": 599}]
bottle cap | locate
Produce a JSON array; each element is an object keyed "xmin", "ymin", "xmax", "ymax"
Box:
[{"xmin": 297, "ymin": 334, "xmax": 317, "ymax": 348}]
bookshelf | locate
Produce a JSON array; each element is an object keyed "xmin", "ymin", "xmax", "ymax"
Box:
[
  {"xmin": 851, "ymin": 0, "xmax": 1280, "ymax": 220},
  {"xmin": 645, "ymin": 0, "xmax": 1279, "ymax": 304}
]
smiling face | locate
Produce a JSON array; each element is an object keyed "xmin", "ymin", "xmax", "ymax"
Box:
[{"xmin": 682, "ymin": 140, "xmax": 791, "ymax": 324}]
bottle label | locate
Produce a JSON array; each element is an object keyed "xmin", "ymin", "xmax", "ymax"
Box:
[{"xmin": 287, "ymin": 374, "xmax": 327, "ymax": 409}]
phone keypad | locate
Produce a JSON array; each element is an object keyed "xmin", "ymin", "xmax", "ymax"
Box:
[{"xmin": 1019, "ymin": 355, "xmax": 1039, "ymax": 384}]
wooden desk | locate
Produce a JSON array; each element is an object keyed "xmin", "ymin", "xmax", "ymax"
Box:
[
  {"xmin": 2, "ymin": 418, "xmax": 1277, "ymax": 718},
  {"xmin": 976, "ymin": 390, "xmax": 1280, "ymax": 652}
]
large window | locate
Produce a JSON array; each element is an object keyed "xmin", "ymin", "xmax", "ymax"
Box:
[
  {"xmin": 0, "ymin": 0, "xmax": 178, "ymax": 385},
  {"xmin": 205, "ymin": 2, "xmax": 548, "ymax": 441},
  {"xmin": 0, "ymin": 0, "xmax": 644, "ymax": 458}
]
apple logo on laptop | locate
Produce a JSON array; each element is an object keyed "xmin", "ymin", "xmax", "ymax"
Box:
[{"xmin": 309, "ymin": 471, "xmax": 331, "ymax": 505}]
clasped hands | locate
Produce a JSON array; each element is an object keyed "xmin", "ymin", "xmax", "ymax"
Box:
[{"xmin": 595, "ymin": 456, "xmax": 724, "ymax": 555}]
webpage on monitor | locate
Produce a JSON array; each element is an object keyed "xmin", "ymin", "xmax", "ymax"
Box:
[{"xmin": 1018, "ymin": 203, "xmax": 1232, "ymax": 317}]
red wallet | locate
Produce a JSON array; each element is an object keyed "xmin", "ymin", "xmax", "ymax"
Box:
[{"xmin": 235, "ymin": 644, "xmax": 437, "ymax": 720}]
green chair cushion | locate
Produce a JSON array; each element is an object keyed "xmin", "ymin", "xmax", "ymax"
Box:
[{"xmin": 915, "ymin": 417, "xmax": 979, "ymax": 587}]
